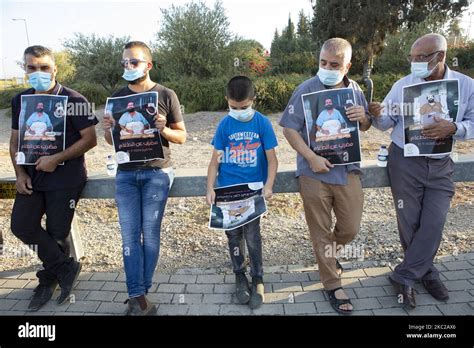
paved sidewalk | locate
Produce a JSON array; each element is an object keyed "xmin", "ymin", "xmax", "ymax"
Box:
[{"xmin": 1, "ymin": 253, "xmax": 473, "ymax": 316}]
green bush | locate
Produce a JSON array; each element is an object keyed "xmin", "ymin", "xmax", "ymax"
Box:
[
  {"xmin": 353, "ymin": 73, "xmax": 405, "ymax": 103},
  {"xmin": 447, "ymin": 43, "xmax": 474, "ymax": 77},
  {"xmin": 69, "ymin": 81, "xmax": 113, "ymax": 106},
  {"xmin": 165, "ymin": 76, "xmax": 229, "ymax": 114},
  {"xmin": 164, "ymin": 74, "xmax": 310, "ymax": 114},
  {"xmin": 1, "ymin": 73, "xmax": 408, "ymax": 116},
  {"xmin": 0, "ymin": 87, "xmax": 26, "ymax": 110},
  {"xmin": 254, "ymin": 74, "xmax": 309, "ymax": 113}
]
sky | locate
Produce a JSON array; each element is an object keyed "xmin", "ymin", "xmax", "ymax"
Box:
[{"xmin": 1, "ymin": 0, "xmax": 473, "ymax": 79}]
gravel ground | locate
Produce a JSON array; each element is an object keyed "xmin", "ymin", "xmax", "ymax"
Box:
[{"xmin": 0, "ymin": 107, "xmax": 472, "ymax": 273}]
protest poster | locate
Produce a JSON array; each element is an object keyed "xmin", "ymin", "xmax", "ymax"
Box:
[
  {"xmin": 16, "ymin": 94, "xmax": 68, "ymax": 165},
  {"xmin": 402, "ymin": 79, "xmax": 459, "ymax": 156},
  {"xmin": 301, "ymin": 88, "xmax": 361, "ymax": 165},
  {"xmin": 209, "ymin": 182, "xmax": 267, "ymax": 230},
  {"xmin": 105, "ymin": 91, "xmax": 164, "ymax": 163}
]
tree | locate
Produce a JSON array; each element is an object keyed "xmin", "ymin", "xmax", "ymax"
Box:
[
  {"xmin": 270, "ymin": 11, "xmax": 317, "ymax": 74},
  {"xmin": 156, "ymin": 0, "xmax": 232, "ymax": 79},
  {"xmin": 297, "ymin": 10, "xmax": 311, "ymax": 39},
  {"xmin": 64, "ymin": 33, "xmax": 130, "ymax": 92},
  {"xmin": 283, "ymin": 15, "xmax": 295, "ymax": 41},
  {"xmin": 312, "ymin": 0, "xmax": 469, "ymax": 75},
  {"xmin": 447, "ymin": 19, "xmax": 467, "ymax": 47},
  {"xmin": 374, "ymin": 13, "xmax": 449, "ymax": 75},
  {"xmin": 53, "ymin": 51, "xmax": 76, "ymax": 84}
]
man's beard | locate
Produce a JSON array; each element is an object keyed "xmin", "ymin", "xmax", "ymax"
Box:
[{"xmin": 129, "ymin": 73, "xmax": 148, "ymax": 85}]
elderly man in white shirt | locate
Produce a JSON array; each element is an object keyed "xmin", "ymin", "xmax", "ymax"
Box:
[{"xmin": 369, "ymin": 33, "xmax": 473, "ymax": 309}]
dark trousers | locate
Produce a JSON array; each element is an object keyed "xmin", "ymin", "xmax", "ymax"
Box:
[
  {"xmin": 225, "ymin": 217, "xmax": 263, "ymax": 278},
  {"xmin": 387, "ymin": 144, "xmax": 455, "ymax": 286},
  {"xmin": 10, "ymin": 185, "xmax": 84, "ymax": 285}
]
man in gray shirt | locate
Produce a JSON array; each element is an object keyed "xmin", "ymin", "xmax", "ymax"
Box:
[
  {"xmin": 280, "ymin": 38, "xmax": 372, "ymax": 314},
  {"xmin": 369, "ymin": 33, "xmax": 473, "ymax": 309}
]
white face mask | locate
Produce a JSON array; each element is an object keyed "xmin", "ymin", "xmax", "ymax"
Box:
[
  {"xmin": 317, "ymin": 67, "xmax": 344, "ymax": 86},
  {"xmin": 122, "ymin": 67, "xmax": 146, "ymax": 82},
  {"xmin": 410, "ymin": 54, "xmax": 438, "ymax": 79},
  {"xmin": 228, "ymin": 106, "xmax": 255, "ymax": 122}
]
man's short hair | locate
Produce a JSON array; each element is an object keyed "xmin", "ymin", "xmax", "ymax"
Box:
[
  {"xmin": 226, "ymin": 76, "xmax": 255, "ymax": 102},
  {"xmin": 124, "ymin": 41, "xmax": 153, "ymax": 62},
  {"xmin": 321, "ymin": 38, "xmax": 352, "ymax": 64},
  {"xmin": 23, "ymin": 45, "xmax": 55, "ymax": 64}
]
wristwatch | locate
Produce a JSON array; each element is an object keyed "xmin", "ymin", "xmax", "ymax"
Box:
[{"xmin": 451, "ymin": 122, "xmax": 458, "ymax": 135}]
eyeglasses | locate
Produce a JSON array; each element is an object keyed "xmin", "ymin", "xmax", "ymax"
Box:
[
  {"xmin": 406, "ymin": 51, "xmax": 444, "ymax": 63},
  {"xmin": 120, "ymin": 58, "xmax": 148, "ymax": 68}
]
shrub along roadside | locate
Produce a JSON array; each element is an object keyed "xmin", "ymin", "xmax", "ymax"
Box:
[{"xmin": 6, "ymin": 70, "xmax": 468, "ymax": 114}]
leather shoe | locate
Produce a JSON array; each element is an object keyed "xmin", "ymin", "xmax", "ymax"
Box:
[
  {"xmin": 422, "ymin": 278, "xmax": 449, "ymax": 302},
  {"xmin": 57, "ymin": 260, "xmax": 82, "ymax": 305},
  {"xmin": 28, "ymin": 282, "xmax": 58, "ymax": 311},
  {"xmin": 389, "ymin": 276, "xmax": 416, "ymax": 309}
]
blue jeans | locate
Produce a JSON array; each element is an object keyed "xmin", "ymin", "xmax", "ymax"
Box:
[
  {"xmin": 225, "ymin": 218, "xmax": 263, "ymax": 277},
  {"xmin": 115, "ymin": 168, "xmax": 170, "ymax": 297}
]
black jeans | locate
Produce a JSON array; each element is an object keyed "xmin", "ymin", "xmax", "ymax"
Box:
[
  {"xmin": 10, "ymin": 185, "xmax": 84, "ymax": 285},
  {"xmin": 225, "ymin": 217, "xmax": 263, "ymax": 278}
]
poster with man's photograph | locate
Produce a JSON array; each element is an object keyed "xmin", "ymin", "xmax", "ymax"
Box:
[
  {"xmin": 301, "ymin": 88, "xmax": 361, "ymax": 165},
  {"xmin": 16, "ymin": 94, "xmax": 68, "ymax": 165},
  {"xmin": 209, "ymin": 182, "xmax": 267, "ymax": 230},
  {"xmin": 402, "ymin": 79, "xmax": 459, "ymax": 157},
  {"xmin": 105, "ymin": 91, "xmax": 164, "ymax": 164}
]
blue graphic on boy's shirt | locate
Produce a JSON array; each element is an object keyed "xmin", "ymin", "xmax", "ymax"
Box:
[{"xmin": 212, "ymin": 111, "xmax": 278, "ymax": 187}]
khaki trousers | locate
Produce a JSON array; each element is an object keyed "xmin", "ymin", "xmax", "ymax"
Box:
[{"xmin": 299, "ymin": 174, "xmax": 364, "ymax": 290}]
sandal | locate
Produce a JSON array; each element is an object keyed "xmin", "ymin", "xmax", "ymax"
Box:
[
  {"xmin": 336, "ymin": 259, "xmax": 344, "ymax": 276},
  {"xmin": 326, "ymin": 287, "xmax": 353, "ymax": 315}
]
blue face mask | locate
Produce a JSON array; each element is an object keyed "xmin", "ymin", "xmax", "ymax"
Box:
[
  {"xmin": 411, "ymin": 61, "xmax": 437, "ymax": 79},
  {"xmin": 28, "ymin": 71, "xmax": 52, "ymax": 91},
  {"xmin": 229, "ymin": 106, "xmax": 255, "ymax": 122},
  {"xmin": 122, "ymin": 68, "xmax": 145, "ymax": 82},
  {"xmin": 317, "ymin": 67, "xmax": 344, "ymax": 86}
]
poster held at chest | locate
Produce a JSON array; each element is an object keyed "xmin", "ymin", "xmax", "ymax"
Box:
[
  {"xmin": 105, "ymin": 91, "xmax": 164, "ymax": 164},
  {"xmin": 402, "ymin": 79, "xmax": 459, "ymax": 157},
  {"xmin": 209, "ymin": 182, "xmax": 267, "ymax": 230},
  {"xmin": 301, "ymin": 88, "xmax": 361, "ymax": 165},
  {"xmin": 16, "ymin": 94, "xmax": 68, "ymax": 165}
]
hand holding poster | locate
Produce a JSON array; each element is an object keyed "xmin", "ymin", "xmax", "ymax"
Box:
[
  {"xmin": 105, "ymin": 91, "xmax": 164, "ymax": 163},
  {"xmin": 16, "ymin": 94, "xmax": 68, "ymax": 165},
  {"xmin": 301, "ymin": 88, "xmax": 361, "ymax": 165},
  {"xmin": 209, "ymin": 182, "xmax": 267, "ymax": 230},
  {"xmin": 402, "ymin": 79, "xmax": 459, "ymax": 157}
]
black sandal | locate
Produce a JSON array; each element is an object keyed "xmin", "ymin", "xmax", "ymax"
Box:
[
  {"xmin": 336, "ymin": 259, "xmax": 344, "ymax": 276},
  {"xmin": 326, "ymin": 287, "xmax": 353, "ymax": 315}
]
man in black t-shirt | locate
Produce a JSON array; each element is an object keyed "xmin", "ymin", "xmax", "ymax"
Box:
[
  {"xmin": 103, "ymin": 41, "xmax": 186, "ymax": 315},
  {"xmin": 9, "ymin": 45, "xmax": 98, "ymax": 311}
]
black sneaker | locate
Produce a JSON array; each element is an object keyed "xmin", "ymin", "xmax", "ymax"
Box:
[
  {"xmin": 249, "ymin": 276, "xmax": 264, "ymax": 309},
  {"xmin": 28, "ymin": 282, "xmax": 58, "ymax": 311},
  {"xmin": 57, "ymin": 260, "xmax": 82, "ymax": 305},
  {"xmin": 235, "ymin": 273, "xmax": 251, "ymax": 304}
]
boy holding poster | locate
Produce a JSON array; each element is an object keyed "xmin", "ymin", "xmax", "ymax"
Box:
[
  {"xmin": 102, "ymin": 41, "xmax": 186, "ymax": 316},
  {"xmin": 206, "ymin": 76, "xmax": 278, "ymax": 310}
]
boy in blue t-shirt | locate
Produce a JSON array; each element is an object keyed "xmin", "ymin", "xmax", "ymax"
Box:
[{"xmin": 206, "ymin": 76, "xmax": 278, "ymax": 309}]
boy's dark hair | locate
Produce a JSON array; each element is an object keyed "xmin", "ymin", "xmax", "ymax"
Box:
[
  {"xmin": 226, "ymin": 76, "xmax": 255, "ymax": 102},
  {"xmin": 23, "ymin": 45, "xmax": 54, "ymax": 63},
  {"xmin": 124, "ymin": 41, "xmax": 153, "ymax": 62}
]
